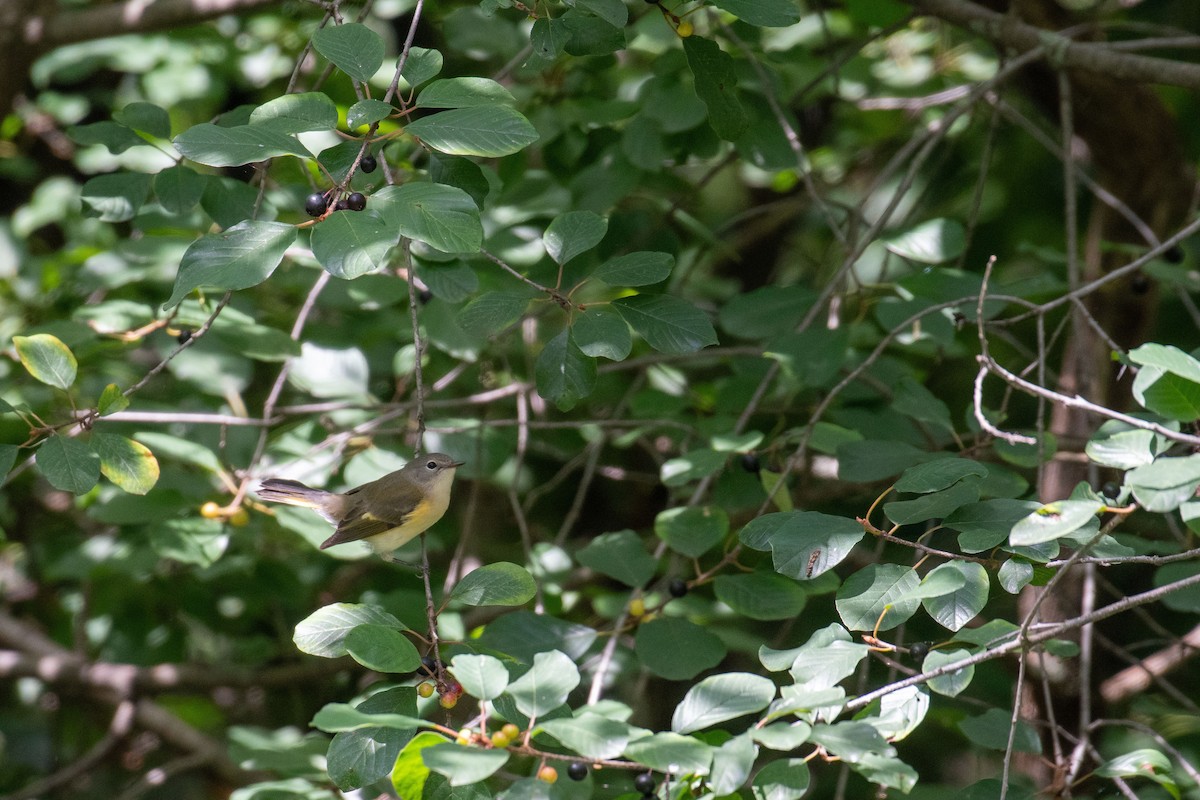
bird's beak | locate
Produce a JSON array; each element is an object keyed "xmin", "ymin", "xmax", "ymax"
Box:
[{"xmin": 451, "ymin": 460, "xmax": 466, "ymax": 468}]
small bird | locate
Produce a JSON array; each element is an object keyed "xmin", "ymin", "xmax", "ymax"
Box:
[{"xmin": 257, "ymin": 453, "xmax": 464, "ymax": 555}]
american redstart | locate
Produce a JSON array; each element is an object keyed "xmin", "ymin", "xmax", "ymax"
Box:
[{"xmin": 258, "ymin": 453, "xmax": 464, "ymax": 554}]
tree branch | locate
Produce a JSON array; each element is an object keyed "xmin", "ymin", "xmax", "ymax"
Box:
[
  {"xmin": 23, "ymin": 0, "xmax": 283, "ymax": 49},
  {"xmin": 906, "ymin": 0, "xmax": 1200, "ymax": 90}
]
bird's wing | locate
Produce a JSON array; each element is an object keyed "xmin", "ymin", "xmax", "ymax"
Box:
[{"xmin": 319, "ymin": 493, "xmax": 414, "ymax": 548}]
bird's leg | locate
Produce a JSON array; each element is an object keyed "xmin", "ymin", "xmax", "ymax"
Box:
[{"xmin": 383, "ymin": 552, "xmax": 427, "ymax": 574}]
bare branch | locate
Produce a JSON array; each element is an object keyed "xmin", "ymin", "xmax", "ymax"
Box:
[{"xmin": 906, "ymin": 0, "xmax": 1200, "ymax": 90}]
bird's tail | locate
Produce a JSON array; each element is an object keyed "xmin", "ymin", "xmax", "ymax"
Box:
[{"xmin": 258, "ymin": 479, "xmax": 339, "ymax": 524}]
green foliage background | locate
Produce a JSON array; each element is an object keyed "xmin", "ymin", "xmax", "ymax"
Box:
[{"xmin": 3, "ymin": 0, "xmax": 1200, "ymax": 798}]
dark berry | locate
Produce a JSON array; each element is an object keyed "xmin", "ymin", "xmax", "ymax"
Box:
[
  {"xmin": 668, "ymin": 579, "xmax": 688, "ymax": 598},
  {"xmin": 634, "ymin": 773, "xmax": 655, "ymax": 795},
  {"xmin": 418, "ymin": 288, "xmax": 434, "ymax": 305},
  {"xmin": 567, "ymin": 762, "xmax": 588, "ymax": 781},
  {"xmin": 421, "ymin": 655, "xmax": 438, "ymax": 676},
  {"xmin": 909, "ymin": 642, "xmax": 931, "ymax": 662},
  {"xmin": 1131, "ymin": 273, "xmax": 1150, "ymax": 294},
  {"xmin": 1165, "ymin": 245, "xmax": 1185, "ymax": 264},
  {"xmin": 740, "ymin": 453, "xmax": 761, "ymax": 473},
  {"xmin": 346, "ymin": 192, "xmax": 367, "ymax": 211},
  {"xmin": 1101, "ymin": 481, "xmax": 1120, "ymax": 501},
  {"xmin": 335, "ymin": 199, "xmax": 348, "ymax": 211},
  {"xmin": 304, "ymin": 192, "xmax": 328, "ymax": 217},
  {"xmin": 176, "ymin": 330, "xmax": 193, "ymax": 345},
  {"xmin": 360, "ymin": 154, "xmax": 378, "ymax": 173}
]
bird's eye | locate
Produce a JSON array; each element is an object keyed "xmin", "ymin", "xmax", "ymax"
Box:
[{"xmin": 426, "ymin": 460, "xmax": 438, "ymax": 470}]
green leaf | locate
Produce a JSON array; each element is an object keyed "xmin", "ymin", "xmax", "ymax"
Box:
[
  {"xmin": 593, "ymin": 251, "xmax": 674, "ymax": 286},
  {"xmin": 449, "ymin": 654, "xmax": 509, "ymax": 701},
  {"xmin": 96, "ymin": 384, "xmax": 130, "ymax": 416},
  {"xmin": 347, "ymin": 99, "xmax": 394, "ymax": 130},
  {"xmin": 1096, "ymin": 748, "xmax": 1178, "ymax": 796},
  {"xmin": 635, "ymin": 617, "xmax": 726, "ymax": 680},
  {"xmin": 531, "ymin": 17, "xmax": 571, "ymax": 60},
  {"xmin": 506, "ymin": 650, "xmax": 580, "ymax": 717},
  {"xmin": 36, "ymin": 435, "xmax": 100, "ymax": 494},
  {"xmin": 1086, "ymin": 420, "xmax": 1165, "ymax": 469},
  {"xmin": 174, "ymin": 123, "xmax": 311, "ymax": 167},
  {"xmin": 535, "ymin": 329, "xmax": 597, "ymax": 411},
  {"xmin": 14, "ymin": 333, "xmax": 78, "ymax": 389},
  {"xmin": 200, "ymin": 176, "xmax": 258, "ymax": 228},
  {"xmin": 883, "ymin": 218, "xmax": 966, "ymax": 264},
  {"xmin": 373, "ymin": 183, "xmax": 483, "ymax": 254},
  {"xmin": 328, "ymin": 688, "xmax": 418, "ymax": 791},
  {"xmin": 345, "ymin": 624, "xmax": 421, "ymax": 673},
  {"xmin": 114, "ymin": 102, "xmax": 171, "ymax": 138},
  {"xmin": 892, "ymin": 376, "xmax": 955, "ymax": 433},
  {"xmin": 391, "ymin": 731, "xmax": 440, "ymax": 800},
  {"xmin": 958, "ymin": 708, "xmax": 1041, "ymax": 753},
  {"xmin": 449, "ymin": 562, "xmax": 537, "ymax": 607},
  {"xmin": 458, "ymin": 291, "xmax": 530, "ymax": 336},
  {"xmin": 563, "ymin": 11, "xmax": 627, "ymax": 56},
  {"xmin": 163, "ymin": 220, "xmax": 296, "ymax": 309},
  {"xmin": 1129, "ymin": 343, "xmax": 1200, "ymax": 382},
  {"xmin": 836, "ymin": 440, "xmax": 931, "ymax": 482},
  {"xmin": 661, "ymin": 448, "xmax": 726, "ymax": 487},
  {"xmin": 921, "ymin": 561, "xmax": 989, "ymax": 631},
  {"xmin": 416, "ymin": 78, "xmax": 516, "ymax": 109},
  {"xmin": 575, "ymin": 529, "xmax": 656, "ymax": 588},
  {"xmin": 623, "ymin": 732, "xmax": 713, "ymax": 774},
  {"xmin": 572, "ymin": 306, "xmax": 632, "ymax": 361},
  {"xmin": 869, "ymin": 685, "xmax": 929, "ymax": 742},
  {"xmin": 845, "ymin": 0, "xmax": 910, "ymax": 26},
  {"xmin": 895, "ymin": 458, "xmax": 987, "ymax": 493},
  {"xmin": 654, "ymin": 505, "xmax": 729, "ymax": 558},
  {"xmin": 405, "ymin": 106, "xmax": 539, "ymax": 158},
  {"xmin": 710, "ymin": 0, "xmax": 800, "ymax": 24},
  {"xmin": 475, "ymin": 611, "xmax": 597, "ymax": 663},
  {"xmin": 399, "ymin": 47, "xmax": 443, "ymax": 90},
  {"xmin": 155, "ymin": 165, "xmax": 207, "ymax": 215},
  {"xmin": 719, "ymin": 285, "xmax": 815, "ymax": 339},
  {"xmin": 714, "ymin": 571, "xmax": 807, "ymax": 620},
  {"xmin": 134, "ymin": 432, "xmax": 222, "ymax": 473},
  {"xmin": 544, "ymin": 211, "xmax": 608, "ymax": 266},
  {"xmin": 711, "ymin": 734, "xmax": 757, "ymax": 795},
  {"xmin": 80, "ymin": 172, "xmax": 152, "ymax": 222},
  {"xmin": 293, "ymin": 603, "xmax": 406, "ymax": 658},
  {"xmin": 0, "ymin": 445, "xmax": 18, "ymax": 479},
  {"xmin": 923, "ymin": 648, "xmax": 975, "ymax": 697},
  {"xmin": 682, "ymin": 36, "xmax": 748, "ymax": 141},
  {"xmin": 751, "ymin": 722, "xmax": 812, "ymax": 751},
  {"xmin": 152, "ymin": 518, "xmax": 228, "ymax": 567},
  {"xmin": 835, "ymin": 563, "xmax": 921, "ymax": 631},
  {"xmin": 249, "ymin": 92, "xmax": 338, "ymax": 133},
  {"xmin": 809, "ymin": 721, "xmax": 891, "ymax": 761},
  {"xmin": 92, "ymin": 432, "xmax": 159, "ymax": 495},
  {"xmin": 945, "ymin": 498, "xmax": 1040, "ymax": 553},
  {"xmin": 739, "ymin": 511, "xmax": 865, "ymax": 580},
  {"xmin": 671, "ymin": 672, "xmax": 776, "ymax": 734},
  {"xmin": 883, "ymin": 480, "xmax": 980, "ymax": 525},
  {"xmin": 312, "ymin": 23, "xmax": 385, "ymax": 82},
  {"xmin": 68, "ymin": 121, "xmax": 147, "ymax": 153},
  {"xmin": 572, "ymin": 0, "xmax": 629, "ymax": 27},
  {"xmin": 419, "ymin": 260, "xmax": 478, "ymax": 302},
  {"xmin": 1133, "ymin": 366, "xmax": 1200, "ymax": 421},
  {"xmin": 540, "ymin": 714, "xmax": 632, "ymax": 760},
  {"xmin": 612, "ymin": 294, "xmax": 717, "ymax": 354},
  {"xmin": 422, "ymin": 743, "xmax": 509, "ymax": 785},
  {"xmin": 311, "ymin": 211, "xmax": 397, "ymax": 279},
  {"xmin": 312, "ymin": 702, "xmax": 424, "ymax": 732},
  {"xmin": 751, "ymin": 758, "xmax": 811, "ymax": 800},
  {"xmin": 1127, "ymin": 454, "xmax": 1200, "ymax": 512},
  {"xmin": 1009, "ymin": 499, "xmax": 1104, "ymax": 546}
]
